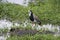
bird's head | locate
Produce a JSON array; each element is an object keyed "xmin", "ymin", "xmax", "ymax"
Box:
[{"xmin": 28, "ymin": 10, "xmax": 33, "ymax": 16}]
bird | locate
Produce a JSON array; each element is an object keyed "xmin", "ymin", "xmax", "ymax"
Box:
[{"xmin": 28, "ymin": 10, "xmax": 41, "ymax": 26}]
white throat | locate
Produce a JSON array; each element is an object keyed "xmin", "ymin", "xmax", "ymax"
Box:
[{"xmin": 29, "ymin": 12, "xmax": 31, "ymax": 16}]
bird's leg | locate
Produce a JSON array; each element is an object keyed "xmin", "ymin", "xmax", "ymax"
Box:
[
  {"xmin": 32, "ymin": 22, "xmax": 35, "ymax": 29},
  {"xmin": 32, "ymin": 22, "xmax": 35, "ymax": 27}
]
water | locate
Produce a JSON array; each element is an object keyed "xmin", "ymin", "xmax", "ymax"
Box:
[
  {"xmin": 0, "ymin": 19, "xmax": 20, "ymax": 29},
  {"xmin": 0, "ymin": 19, "xmax": 13, "ymax": 29},
  {"xmin": 23, "ymin": 20, "xmax": 60, "ymax": 31},
  {"xmin": 23, "ymin": 20, "xmax": 60, "ymax": 36},
  {"xmin": 0, "ymin": 19, "xmax": 59, "ymax": 32},
  {"xmin": 0, "ymin": 33, "xmax": 10, "ymax": 40},
  {"xmin": 0, "ymin": 36, "xmax": 6, "ymax": 40},
  {"xmin": 2, "ymin": 0, "xmax": 29, "ymax": 6},
  {"xmin": 0, "ymin": 19, "xmax": 60, "ymax": 40}
]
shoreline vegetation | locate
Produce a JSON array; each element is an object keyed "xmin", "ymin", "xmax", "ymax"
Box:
[
  {"xmin": 0, "ymin": 3, "xmax": 60, "ymax": 25},
  {"xmin": 7, "ymin": 34, "xmax": 60, "ymax": 40},
  {"xmin": 0, "ymin": 0, "xmax": 60, "ymax": 40}
]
